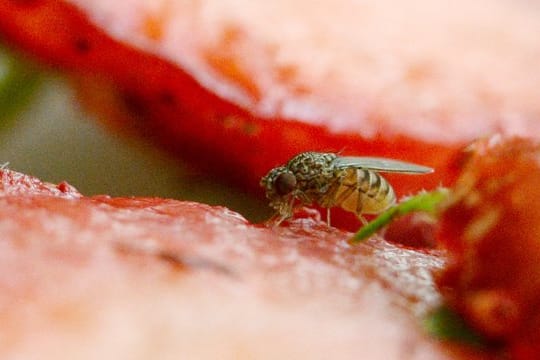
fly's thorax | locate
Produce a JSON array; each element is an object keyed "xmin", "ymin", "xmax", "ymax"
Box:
[{"xmin": 286, "ymin": 152, "xmax": 338, "ymax": 200}]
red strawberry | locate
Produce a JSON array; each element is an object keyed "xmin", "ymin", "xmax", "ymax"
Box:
[{"xmin": 437, "ymin": 137, "xmax": 540, "ymax": 357}]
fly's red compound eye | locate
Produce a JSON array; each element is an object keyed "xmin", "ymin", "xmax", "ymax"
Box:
[{"xmin": 275, "ymin": 172, "xmax": 297, "ymax": 196}]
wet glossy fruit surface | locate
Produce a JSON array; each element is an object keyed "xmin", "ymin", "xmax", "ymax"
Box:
[{"xmin": 0, "ymin": 167, "xmax": 490, "ymax": 358}]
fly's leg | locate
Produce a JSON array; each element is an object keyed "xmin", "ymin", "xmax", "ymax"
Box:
[
  {"xmin": 320, "ymin": 177, "xmax": 359, "ymax": 228},
  {"xmin": 358, "ymin": 215, "xmax": 368, "ymax": 225},
  {"xmin": 265, "ymin": 196, "xmax": 296, "ymax": 227},
  {"xmin": 326, "ymin": 208, "xmax": 331, "ymax": 227},
  {"xmin": 274, "ymin": 213, "xmax": 288, "ymax": 226},
  {"xmin": 355, "ymin": 190, "xmax": 368, "ymax": 225},
  {"xmin": 266, "ymin": 212, "xmax": 287, "ymax": 227},
  {"xmin": 320, "ymin": 179, "xmax": 345, "ymax": 227},
  {"xmin": 327, "ymin": 183, "xmax": 358, "ymax": 227}
]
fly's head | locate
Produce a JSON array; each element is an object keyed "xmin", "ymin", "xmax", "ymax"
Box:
[{"xmin": 260, "ymin": 166, "xmax": 298, "ymax": 217}]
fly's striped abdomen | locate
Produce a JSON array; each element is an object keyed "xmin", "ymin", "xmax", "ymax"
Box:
[
  {"xmin": 328, "ymin": 168, "xmax": 396, "ymax": 218},
  {"xmin": 361, "ymin": 170, "xmax": 396, "ymax": 214}
]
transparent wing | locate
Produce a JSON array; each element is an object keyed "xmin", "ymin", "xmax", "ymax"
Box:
[{"xmin": 332, "ymin": 156, "xmax": 433, "ymax": 174}]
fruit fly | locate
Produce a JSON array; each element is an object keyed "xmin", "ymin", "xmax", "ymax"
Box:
[{"xmin": 260, "ymin": 152, "xmax": 433, "ymax": 226}]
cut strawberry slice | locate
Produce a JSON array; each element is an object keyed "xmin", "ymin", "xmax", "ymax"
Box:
[{"xmin": 0, "ymin": 167, "xmax": 486, "ymax": 358}]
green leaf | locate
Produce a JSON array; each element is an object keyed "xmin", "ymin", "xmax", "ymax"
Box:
[{"xmin": 349, "ymin": 188, "xmax": 450, "ymax": 244}]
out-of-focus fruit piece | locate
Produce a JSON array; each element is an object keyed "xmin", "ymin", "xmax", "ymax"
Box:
[
  {"xmin": 1, "ymin": 1, "xmax": 539, "ymax": 227},
  {"xmin": 436, "ymin": 137, "xmax": 540, "ymax": 358},
  {"xmin": 0, "ymin": 167, "xmax": 489, "ymax": 359}
]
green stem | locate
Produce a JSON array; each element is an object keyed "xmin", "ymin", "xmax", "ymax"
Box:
[{"xmin": 350, "ymin": 188, "xmax": 450, "ymax": 244}]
